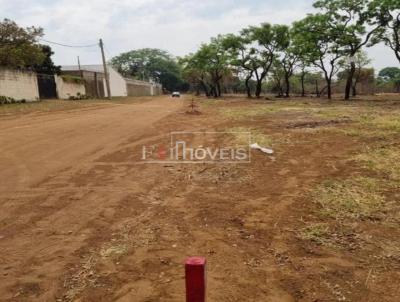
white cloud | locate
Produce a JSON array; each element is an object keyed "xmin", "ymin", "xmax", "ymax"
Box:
[{"xmin": 0, "ymin": 0, "xmax": 398, "ymax": 70}]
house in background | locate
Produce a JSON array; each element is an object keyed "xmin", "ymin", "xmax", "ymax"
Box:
[{"xmin": 61, "ymin": 65, "xmax": 163, "ymax": 98}]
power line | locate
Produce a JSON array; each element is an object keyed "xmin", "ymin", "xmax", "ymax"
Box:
[{"xmin": 38, "ymin": 38, "xmax": 99, "ymax": 48}]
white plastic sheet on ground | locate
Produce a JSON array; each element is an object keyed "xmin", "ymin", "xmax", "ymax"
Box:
[{"xmin": 250, "ymin": 143, "xmax": 274, "ymax": 155}]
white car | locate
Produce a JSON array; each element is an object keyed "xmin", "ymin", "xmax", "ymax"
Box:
[{"xmin": 172, "ymin": 92, "xmax": 181, "ymax": 98}]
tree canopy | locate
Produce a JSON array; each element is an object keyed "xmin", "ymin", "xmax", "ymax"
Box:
[
  {"xmin": 31, "ymin": 45, "xmax": 61, "ymax": 75},
  {"xmin": 110, "ymin": 48, "xmax": 186, "ymax": 92},
  {"xmin": 0, "ymin": 19, "xmax": 45, "ymax": 68}
]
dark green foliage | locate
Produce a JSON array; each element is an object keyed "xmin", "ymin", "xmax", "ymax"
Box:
[
  {"xmin": 0, "ymin": 19, "xmax": 45, "ymax": 68},
  {"xmin": 378, "ymin": 67, "xmax": 400, "ymax": 91},
  {"xmin": 31, "ymin": 45, "xmax": 61, "ymax": 75},
  {"xmin": 0, "ymin": 95, "xmax": 26, "ymax": 105},
  {"xmin": 110, "ymin": 48, "xmax": 186, "ymax": 92}
]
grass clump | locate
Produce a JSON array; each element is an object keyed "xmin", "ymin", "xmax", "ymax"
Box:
[
  {"xmin": 100, "ymin": 244, "xmax": 128, "ymax": 259},
  {"xmin": 221, "ymin": 105, "xmax": 280, "ymax": 119},
  {"xmin": 353, "ymin": 147, "xmax": 400, "ymax": 182},
  {"xmin": 299, "ymin": 223, "xmax": 331, "ymax": 245},
  {"xmin": 227, "ymin": 127, "xmax": 273, "ymax": 147},
  {"xmin": 313, "ymin": 177, "xmax": 385, "ymax": 220}
]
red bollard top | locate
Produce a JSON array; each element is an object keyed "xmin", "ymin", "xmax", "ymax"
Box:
[{"xmin": 186, "ymin": 257, "xmax": 206, "ymax": 266}]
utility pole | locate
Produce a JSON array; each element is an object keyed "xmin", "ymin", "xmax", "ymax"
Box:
[
  {"xmin": 99, "ymin": 38, "xmax": 111, "ymax": 99},
  {"xmin": 77, "ymin": 56, "xmax": 83, "ymax": 78}
]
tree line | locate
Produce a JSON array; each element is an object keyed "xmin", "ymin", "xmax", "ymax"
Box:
[{"xmin": 180, "ymin": 0, "xmax": 400, "ymax": 100}]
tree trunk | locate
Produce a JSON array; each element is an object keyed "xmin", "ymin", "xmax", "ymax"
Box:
[
  {"xmin": 209, "ymin": 86, "xmax": 216, "ymax": 98},
  {"xmin": 352, "ymin": 83, "xmax": 357, "ymax": 97},
  {"xmin": 255, "ymin": 80, "xmax": 262, "ymax": 98},
  {"xmin": 245, "ymin": 73, "xmax": 253, "ymax": 98},
  {"xmin": 216, "ymin": 81, "xmax": 222, "ymax": 97},
  {"xmin": 200, "ymin": 81, "xmax": 210, "ymax": 97},
  {"xmin": 327, "ymin": 79, "xmax": 332, "ymax": 100},
  {"xmin": 285, "ymin": 75, "xmax": 290, "ymax": 98},
  {"xmin": 315, "ymin": 80, "xmax": 320, "ymax": 97},
  {"xmin": 301, "ymin": 72, "xmax": 306, "ymax": 97},
  {"xmin": 345, "ymin": 60, "xmax": 356, "ymax": 100}
]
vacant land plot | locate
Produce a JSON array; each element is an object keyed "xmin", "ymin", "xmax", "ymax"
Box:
[{"xmin": 0, "ymin": 95, "xmax": 399, "ymax": 301}]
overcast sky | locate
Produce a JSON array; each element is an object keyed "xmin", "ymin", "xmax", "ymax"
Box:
[{"xmin": 1, "ymin": 0, "xmax": 398, "ymax": 70}]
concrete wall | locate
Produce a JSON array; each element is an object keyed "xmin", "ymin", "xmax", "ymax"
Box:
[
  {"xmin": 0, "ymin": 68, "xmax": 39, "ymax": 101},
  {"xmin": 125, "ymin": 79, "xmax": 163, "ymax": 97},
  {"xmin": 55, "ymin": 76, "xmax": 86, "ymax": 99},
  {"xmin": 126, "ymin": 79, "xmax": 152, "ymax": 96},
  {"xmin": 104, "ymin": 66, "xmax": 128, "ymax": 97},
  {"xmin": 152, "ymin": 83, "xmax": 163, "ymax": 96},
  {"xmin": 62, "ymin": 70, "xmax": 105, "ymax": 98}
]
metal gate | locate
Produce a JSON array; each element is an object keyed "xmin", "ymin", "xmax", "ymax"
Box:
[{"xmin": 37, "ymin": 74, "xmax": 57, "ymax": 99}]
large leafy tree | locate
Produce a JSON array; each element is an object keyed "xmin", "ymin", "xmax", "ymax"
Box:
[
  {"xmin": 375, "ymin": 0, "xmax": 400, "ymax": 63},
  {"xmin": 275, "ymin": 26, "xmax": 302, "ymax": 98},
  {"xmin": 313, "ymin": 0, "xmax": 388, "ymax": 100},
  {"xmin": 221, "ymin": 33, "xmax": 259, "ymax": 98},
  {"xmin": 110, "ymin": 48, "xmax": 185, "ymax": 92},
  {"xmin": 338, "ymin": 50, "xmax": 372, "ymax": 96},
  {"xmin": 199, "ymin": 37, "xmax": 230, "ymax": 98},
  {"xmin": 292, "ymin": 14, "xmax": 345, "ymax": 99},
  {"xmin": 0, "ymin": 19, "xmax": 45, "ymax": 68},
  {"xmin": 180, "ymin": 53, "xmax": 211, "ymax": 96},
  {"xmin": 242, "ymin": 23, "xmax": 289, "ymax": 98},
  {"xmin": 181, "ymin": 37, "xmax": 230, "ymax": 97}
]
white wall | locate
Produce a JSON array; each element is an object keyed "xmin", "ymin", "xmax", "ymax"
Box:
[
  {"xmin": 55, "ymin": 76, "xmax": 86, "ymax": 99},
  {"xmin": 0, "ymin": 68, "xmax": 39, "ymax": 101},
  {"xmin": 103, "ymin": 66, "xmax": 128, "ymax": 97}
]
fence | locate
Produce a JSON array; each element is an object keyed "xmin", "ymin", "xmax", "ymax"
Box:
[
  {"xmin": 0, "ymin": 68, "xmax": 162, "ymax": 102},
  {"xmin": 0, "ymin": 68, "xmax": 39, "ymax": 101}
]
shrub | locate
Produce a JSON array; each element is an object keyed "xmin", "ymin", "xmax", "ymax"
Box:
[{"xmin": 61, "ymin": 75, "xmax": 85, "ymax": 85}]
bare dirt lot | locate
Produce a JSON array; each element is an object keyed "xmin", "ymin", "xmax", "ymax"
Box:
[{"xmin": 0, "ymin": 95, "xmax": 399, "ymax": 301}]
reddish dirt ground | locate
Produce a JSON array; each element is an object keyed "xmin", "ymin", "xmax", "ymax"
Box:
[{"xmin": 0, "ymin": 95, "xmax": 399, "ymax": 301}]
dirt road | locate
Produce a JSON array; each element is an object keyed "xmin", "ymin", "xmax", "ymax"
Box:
[
  {"xmin": 0, "ymin": 96, "xmax": 185, "ymax": 301},
  {"xmin": 0, "ymin": 97, "xmax": 183, "ymax": 192}
]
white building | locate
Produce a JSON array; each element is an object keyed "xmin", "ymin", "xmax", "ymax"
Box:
[
  {"xmin": 61, "ymin": 65, "xmax": 163, "ymax": 98},
  {"xmin": 62, "ymin": 64, "xmax": 128, "ymax": 97}
]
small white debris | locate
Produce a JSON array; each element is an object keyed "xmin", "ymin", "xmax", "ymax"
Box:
[{"xmin": 250, "ymin": 143, "xmax": 274, "ymax": 155}]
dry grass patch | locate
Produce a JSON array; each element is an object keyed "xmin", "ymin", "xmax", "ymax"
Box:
[
  {"xmin": 100, "ymin": 244, "xmax": 129, "ymax": 259},
  {"xmin": 353, "ymin": 146, "xmax": 400, "ymax": 182},
  {"xmin": 313, "ymin": 177, "xmax": 386, "ymax": 220},
  {"xmin": 221, "ymin": 105, "xmax": 280, "ymax": 119},
  {"xmin": 299, "ymin": 223, "xmax": 331, "ymax": 245},
  {"xmin": 220, "ymin": 101, "xmax": 310, "ymax": 120},
  {"xmin": 227, "ymin": 127, "xmax": 273, "ymax": 147}
]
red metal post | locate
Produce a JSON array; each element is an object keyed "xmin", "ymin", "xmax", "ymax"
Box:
[{"xmin": 185, "ymin": 257, "xmax": 206, "ymax": 302}]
